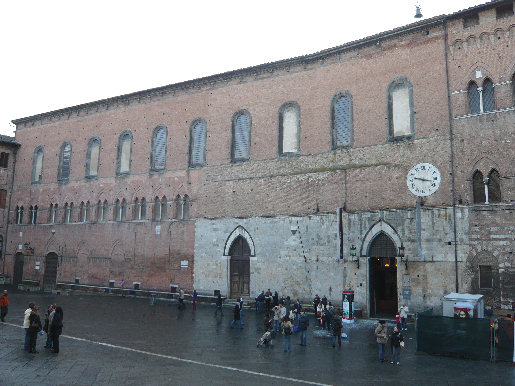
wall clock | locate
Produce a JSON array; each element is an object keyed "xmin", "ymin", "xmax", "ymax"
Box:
[{"xmin": 407, "ymin": 163, "xmax": 441, "ymax": 197}]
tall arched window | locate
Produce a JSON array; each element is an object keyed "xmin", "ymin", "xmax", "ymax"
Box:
[
  {"xmin": 482, "ymin": 78, "xmax": 495, "ymax": 112},
  {"xmin": 79, "ymin": 202, "xmax": 85, "ymax": 222},
  {"xmin": 49, "ymin": 203, "xmax": 58, "ymax": 224},
  {"xmin": 116, "ymin": 131, "xmax": 132, "ymax": 175},
  {"xmin": 58, "ymin": 142, "xmax": 72, "ymax": 182},
  {"xmin": 175, "ymin": 195, "xmax": 183, "ymax": 220},
  {"xmin": 133, "ymin": 198, "xmax": 140, "ymax": 220},
  {"xmin": 32, "ymin": 146, "xmax": 44, "ymax": 184},
  {"xmin": 151, "ymin": 125, "xmax": 167, "ymax": 171},
  {"xmin": 190, "ymin": 119, "xmax": 207, "ymax": 167},
  {"xmin": 161, "ymin": 196, "xmax": 167, "ymax": 220},
  {"xmin": 183, "ymin": 195, "xmax": 190, "ymax": 219},
  {"xmin": 153, "ymin": 196, "xmax": 161, "ymax": 221},
  {"xmin": 472, "ymin": 170, "xmax": 485, "ymax": 203},
  {"xmin": 387, "ymin": 77, "xmax": 414, "ymax": 140},
  {"xmin": 121, "ymin": 199, "xmax": 127, "ymax": 221},
  {"xmin": 29, "ymin": 206, "xmax": 38, "ymax": 225},
  {"xmin": 102, "ymin": 200, "xmax": 108, "ymax": 221},
  {"xmin": 468, "ymin": 81, "xmax": 480, "ymax": 114},
  {"xmin": 140, "ymin": 198, "xmax": 146, "ymax": 220},
  {"xmin": 86, "ymin": 137, "xmax": 101, "ymax": 178},
  {"xmin": 488, "ymin": 169, "xmax": 501, "ymax": 203},
  {"xmin": 16, "ymin": 206, "xmax": 23, "ymax": 225},
  {"xmin": 278, "ymin": 102, "xmax": 300, "ymax": 155},
  {"xmin": 114, "ymin": 199, "xmax": 121, "ymax": 221},
  {"xmin": 62, "ymin": 203, "xmax": 68, "ymax": 223},
  {"xmin": 331, "ymin": 92, "xmax": 353, "ymax": 149},
  {"xmin": 231, "ymin": 111, "xmax": 251, "ymax": 162}
]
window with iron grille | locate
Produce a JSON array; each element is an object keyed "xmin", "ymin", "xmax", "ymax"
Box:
[
  {"xmin": 279, "ymin": 102, "xmax": 300, "ymax": 155},
  {"xmin": 331, "ymin": 92, "xmax": 353, "ymax": 149},
  {"xmin": 0, "ymin": 152, "xmax": 9, "ymax": 168},
  {"xmin": 479, "ymin": 265, "xmax": 493, "ymax": 289},
  {"xmin": 190, "ymin": 119, "xmax": 207, "ymax": 167},
  {"xmin": 58, "ymin": 142, "xmax": 72, "ymax": 182},
  {"xmin": 468, "ymin": 82, "xmax": 480, "ymax": 114},
  {"xmin": 32, "ymin": 146, "xmax": 44, "ymax": 184},
  {"xmin": 151, "ymin": 125, "xmax": 167, "ymax": 171},
  {"xmin": 0, "ymin": 189, "xmax": 7, "ymax": 209},
  {"xmin": 86, "ymin": 137, "xmax": 101, "ymax": 178},
  {"xmin": 116, "ymin": 131, "xmax": 132, "ymax": 175},
  {"xmin": 231, "ymin": 111, "xmax": 251, "ymax": 162},
  {"xmin": 482, "ymin": 79, "xmax": 494, "ymax": 112},
  {"xmin": 387, "ymin": 77, "xmax": 414, "ymax": 140}
]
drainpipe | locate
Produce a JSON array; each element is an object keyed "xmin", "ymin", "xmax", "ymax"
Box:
[
  {"xmin": 3, "ymin": 146, "xmax": 18, "ymax": 275},
  {"xmin": 443, "ymin": 19, "xmax": 459, "ymax": 293}
]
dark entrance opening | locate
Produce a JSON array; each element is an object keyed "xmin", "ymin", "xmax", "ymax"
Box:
[
  {"xmin": 229, "ymin": 236, "xmax": 250, "ymax": 299},
  {"xmin": 369, "ymin": 232, "xmax": 398, "ymax": 317},
  {"xmin": 13, "ymin": 253, "xmax": 24, "ymax": 287},
  {"xmin": 43, "ymin": 252, "xmax": 59, "ymax": 292}
]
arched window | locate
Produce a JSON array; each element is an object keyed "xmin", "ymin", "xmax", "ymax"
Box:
[
  {"xmin": 231, "ymin": 111, "xmax": 251, "ymax": 162},
  {"xmin": 121, "ymin": 199, "xmax": 127, "ymax": 221},
  {"xmin": 16, "ymin": 206, "xmax": 24, "ymax": 225},
  {"xmin": 140, "ymin": 198, "xmax": 146, "ymax": 220},
  {"xmin": 488, "ymin": 169, "xmax": 501, "ymax": 203},
  {"xmin": 387, "ymin": 77, "xmax": 414, "ymax": 140},
  {"xmin": 29, "ymin": 205, "xmax": 37, "ymax": 225},
  {"xmin": 116, "ymin": 131, "xmax": 132, "ymax": 175},
  {"xmin": 183, "ymin": 195, "xmax": 190, "ymax": 219},
  {"xmin": 472, "ymin": 170, "xmax": 485, "ymax": 203},
  {"xmin": 86, "ymin": 201, "xmax": 91, "ymax": 222},
  {"xmin": 58, "ymin": 142, "xmax": 72, "ymax": 182},
  {"xmin": 151, "ymin": 125, "xmax": 167, "ymax": 171},
  {"xmin": 49, "ymin": 204, "xmax": 56, "ymax": 224},
  {"xmin": 32, "ymin": 146, "xmax": 44, "ymax": 184},
  {"xmin": 133, "ymin": 198, "xmax": 140, "ymax": 220},
  {"xmin": 175, "ymin": 195, "xmax": 183, "ymax": 220},
  {"xmin": 102, "ymin": 200, "xmax": 108, "ymax": 221},
  {"xmin": 86, "ymin": 137, "xmax": 101, "ymax": 178},
  {"xmin": 79, "ymin": 202, "xmax": 85, "ymax": 222},
  {"xmin": 482, "ymin": 78, "xmax": 495, "ymax": 112},
  {"xmin": 153, "ymin": 197, "xmax": 161, "ymax": 221},
  {"xmin": 468, "ymin": 81, "xmax": 480, "ymax": 114},
  {"xmin": 190, "ymin": 119, "xmax": 207, "ymax": 167},
  {"xmin": 161, "ymin": 196, "xmax": 167, "ymax": 220},
  {"xmin": 114, "ymin": 199, "xmax": 121, "ymax": 221},
  {"xmin": 279, "ymin": 102, "xmax": 300, "ymax": 155},
  {"xmin": 62, "ymin": 203, "xmax": 68, "ymax": 223},
  {"xmin": 331, "ymin": 92, "xmax": 353, "ymax": 149}
]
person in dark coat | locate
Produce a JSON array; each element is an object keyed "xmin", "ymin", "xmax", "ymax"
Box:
[
  {"xmin": 313, "ymin": 294, "xmax": 320, "ymax": 314},
  {"xmin": 321, "ymin": 295, "xmax": 328, "ymax": 309},
  {"xmin": 230, "ymin": 303, "xmax": 242, "ymax": 329},
  {"xmin": 50, "ymin": 306, "xmax": 63, "ymax": 353},
  {"xmin": 28, "ymin": 305, "xmax": 42, "ymax": 353},
  {"xmin": 285, "ymin": 296, "xmax": 291, "ymax": 315},
  {"xmin": 43, "ymin": 304, "xmax": 55, "ymax": 349},
  {"xmin": 265, "ymin": 289, "xmax": 272, "ymax": 312},
  {"xmin": 272, "ymin": 292, "xmax": 279, "ymax": 308},
  {"xmin": 0, "ymin": 290, "xmax": 9, "ymax": 322},
  {"xmin": 298, "ymin": 311, "xmax": 309, "ymax": 346},
  {"xmin": 390, "ymin": 326, "xmax": 404, "ymax": 364},
  {"xmin": 214, "ymin": 294, "xmax": 223, "ymax": 316},
  {"xmin": 332, "ymin": 312, "xmax": 343, "ymax": 348}
]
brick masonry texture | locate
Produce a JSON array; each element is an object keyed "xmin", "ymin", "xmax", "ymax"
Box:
[{"xmin": 3, "ymin": 2, "xmax": 514, "ymax": 314}]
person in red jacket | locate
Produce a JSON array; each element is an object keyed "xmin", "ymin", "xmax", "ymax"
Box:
[{"xmin": 0, "ymin": 290, "xmax": 8, "ymax": 322}]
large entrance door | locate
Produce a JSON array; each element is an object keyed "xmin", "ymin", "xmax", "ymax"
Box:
[
  {"xmin": 229, "ymin": 236, "xmax": 250, "ymax": 298},
  {"xmin": 369, "ymin": 233, "xmax": 398, "ymax": 317},
  {"xmin": 43, "ymin": 252, "xmax": 59, "ymax": 292},
  {"xmin": 13, "ymin": 253, "xmax": 24, "ymax": 287}
]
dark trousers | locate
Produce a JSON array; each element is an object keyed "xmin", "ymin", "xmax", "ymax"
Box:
[
  {"xmin": 332, "ymin": 333, "xmax": 341, "ymax": 347},
  {"xmin": 24, "ymin": 328, "xmax": 30, "ymax": 351},
  {"xmin": 28, "ymin": 330, "xmax": 38, "ymax": 352},
  {"xmin": 0, "ymin": 306, "xmax": 7, "ymax": 321},
  {"xmin": 52, "ymin": 334, "xmax": 60, "ymax": 353}
]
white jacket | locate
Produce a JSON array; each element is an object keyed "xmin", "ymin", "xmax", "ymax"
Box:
[
  {"xmin": 23, "ymin": 308, "xmax": 32, "ymax": 328},
  {"xmin": 399, "ymin": 306, "xmax": 409, "ymax": 319}
]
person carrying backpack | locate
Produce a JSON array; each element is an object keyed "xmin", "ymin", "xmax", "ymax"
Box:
[
  {"xmin": 332, "ymin": 312, "xmax": 343, "ymax": 348},
  {"xmin": 281, "ymin": 315, "xmax": 294, "ymax": 352}
]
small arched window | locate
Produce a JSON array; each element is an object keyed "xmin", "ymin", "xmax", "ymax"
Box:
[
  {"xmin": 151, "ymin": 125, "xmax": 167, "ymax": 171},
  {"xmin": 153, "ymin": 196, "xmax": 161, "ymax": 221},
  {"xmin": 488, "ymin": 169, "xmax": 501, "ymax": 203},
  {"xmin": 472, "ymin": 170, "xmax": 485, "ymax": 203},
  {"xmin": 58, "ymin": 142, "xmax": 72, "ymax": 182},
  {"xmin": 190, "ymin": 119, "xmax": 207, "ymax": 167},
  {"xmin": 16, "ymin": 206, "xmax": 24, "ymax": 225},
  {"xmin": 133, "ymin": 198, "xmax": 140, "ymax": 220},
  {"xmin": 331, "ymin": 92, "xmax": 353, "ymax": 149},
  {"xmin": 86, "ymin": 137, "xmax": 101, "ymax": 178},
  {"xmin": 482, "ymin": 78, "xmax": 494, "ymax": 112},
  {"xmin": 32, "ymin": 146, "xmax": 44, "ymax": 184},
  {"xmin": 114, "ymin": 199, "xmax": 121, "ymax": 221},
  {"xmin": 231, "ymin": 111, "xmax": 251, "ymax": 162},
  {"xmin": 79, "ymin": 202, "xmax": 85, "ymax": 222},
  {"xmin": 183, "ymin": 195, "xmax": 190, "ymax": 220},
  {"xmin": 387, "ymin": 77, "xmax": 414, "ymax": 140},
  {"xmin": 102, "ymin": 200, "xmax": 108, "ymax": 221},
  {"xmin": 468, "ymin": 81, "xmax": 480, "ymax": 114},
  {"xmin": 279, "ymin": 102, "xmax": 300, "ymax": 155},
  {"xmin": 116, "ymin": 131, "xmax": 132, "ymax": 175},
  {"xmin": 121, "ymin": 199, "xmax": 127, "ymax": 221},
  {"xmin": 175, "ymin": 195, "xmax": 183, "ymax": 220},
  {"xmin": 29, "ymin": 205, "xmax": 38, "ymax": 225},
  {"xmin": 161, "ymin": 196, "xmax": 167, "ymax": 220}
]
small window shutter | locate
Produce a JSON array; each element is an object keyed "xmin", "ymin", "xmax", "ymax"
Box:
[
  {"xmin": 469, "ymin": 83, "xmax": 480, "ymax": 114},
  {"xmin": 153, "ymin": 128, "xmax": 166, "ymax": 170},
  {"xmin": 483, "ymin": 80, "xmax": 494, "ymax": 112},
  {"xmin": 61, "ymin": 143, "xmax": 71, "ymax": 180},
  {"xmin": 234, "ymin": 114, "xmax": 250, "ymax": 160},
  {"xmin": 191, "ymin": 121, "xmax": 206, "ymax": 166},
  {"xmin": 335, "ymin": 96, "xmax": 351, "ymax": 147}
]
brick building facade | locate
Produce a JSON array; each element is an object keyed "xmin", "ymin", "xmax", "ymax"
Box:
[{"xmin": 4, "ymin": 1, "xmax": 514, "ymax": 315}]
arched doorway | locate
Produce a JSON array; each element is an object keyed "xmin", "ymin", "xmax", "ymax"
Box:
[
  {"xmin": 13, "ymin": 253, "xmax": 24, "ymax": 287},
  {"xmin": 229, "ymin": 236, "xmax": 250, "ymax": 298},
  {"xmin": 369, "ymin": 232, "xmax": 398, "ymax": 317},
  {"xmin": 43, "ymin": 252, "xmax": 59, "ymax": 292}
]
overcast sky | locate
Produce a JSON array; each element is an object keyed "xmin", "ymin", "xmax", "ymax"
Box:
[{"xmin": 1, "ymin": 0, "xmax": 484, "ymax": 136}]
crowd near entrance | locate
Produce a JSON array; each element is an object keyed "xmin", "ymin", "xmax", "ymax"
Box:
[
  {"xmin": 369, "ymin": 232, "xmax": 398, "ymax": 317},
  {"xmin": 230, "ymin": 236, "xmax": 250, "ymax": 298}
]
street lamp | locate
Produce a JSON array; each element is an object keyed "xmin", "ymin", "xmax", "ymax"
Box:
[
  {"xmin": 350, "ymin": 244, "xmax": 359, "ymax": 269},
  {"xmin": 398, "ymin": 245, "xmax": 407, "ymax": 269}
]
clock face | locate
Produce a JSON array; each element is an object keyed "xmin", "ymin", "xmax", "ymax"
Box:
[{"xmin": 407, "ymin": 163, "xmax": 441, "ymax": 197}]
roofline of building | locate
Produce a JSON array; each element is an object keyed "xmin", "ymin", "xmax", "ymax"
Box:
[
  {"xmin": 0, "ymin": 135, "xmax": 21, "ymax": 148},
  {"xmin": 11, "ymin": 0, "xmax": 508, "ymax": 126}
]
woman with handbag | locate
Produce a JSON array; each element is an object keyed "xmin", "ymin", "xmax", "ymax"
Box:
[
  {"xmin": 390, "ymin": 326, "xmax": 404, "ymax": 365},
  {"xmin": 28, "ymin": 305, "xmax": 42, "ymax": 353}
]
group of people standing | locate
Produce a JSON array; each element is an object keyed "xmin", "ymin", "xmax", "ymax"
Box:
[
  {"xmin": 23, "ymin": 302, "xmax": 63, "ymax": 354},
  {"xmin": 375, "ymin": 319, "xmax": 405, "ymax": 365}
]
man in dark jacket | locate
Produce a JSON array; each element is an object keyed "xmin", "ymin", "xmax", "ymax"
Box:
[
  {"xmin": 332, "ymin": 313, "xmax": 343, "ymax": 348},
  {"xmin": 230, "ymin": 303, "xmax": 242, "ymax": 329},
  {"xmin": 214, "ymin": 294, "xmax": 223, "ymax": 316},
  {"xmin": 313, "ymin": 294, "xmax": 320, "ymax": 314},
  {"xmin": 298, "ymin": 311, "xmax": 309, "ymax": 346}
]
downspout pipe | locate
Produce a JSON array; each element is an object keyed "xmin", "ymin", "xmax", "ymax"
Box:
[
  {"xmin": 443, "ymin": 19, "xmax": 460, "ymax": 293},
  {"xmin": 3, "ymin": 146, "xmax": 18, "ymax": 275}
]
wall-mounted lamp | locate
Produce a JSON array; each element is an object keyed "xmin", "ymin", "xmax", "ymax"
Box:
[
  {"xmin": 290, "ymin": 226, "xmax": 297, "ymax": 235},
  {"xmin": 23, "ymin": 242, "xmax": 34, "ymax": 254},
  {"xmin": 350, "ymin": 244, "xmax": 359, "ymax": 269},
  {"xmin": 398, "ymin": 245, "xmax": 407, "ymax": 269}
]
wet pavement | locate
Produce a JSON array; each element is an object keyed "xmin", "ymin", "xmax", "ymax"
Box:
[{"xmin": 0, "ymin": 291, "xmax": 513, "ymax": 385}]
